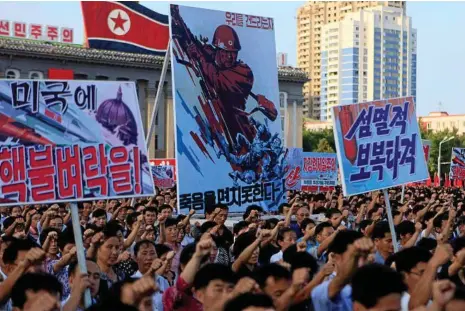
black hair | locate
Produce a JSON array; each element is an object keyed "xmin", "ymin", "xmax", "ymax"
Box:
[
  {"xmin": 397, "ymin": 221, "xmax": 416, "ymax": 237},
  {"xmin": 351, "ymin": 264, "xmax": 406, "ymax": 308},
  {"xmin": 263, "ymin": 218, "xmax": 279, "ymax": 230},
  {"xmin": 2, "ymin": 216, "xmax": 16, "ymax": 231},
  {"xmin": 433, "ymin": 214, "xmax": 447, "ymax": 229},
  {"xmin": 325, "ymin": 208, "xmax": 342, "ymax": 219},
  {"xmin": 315, "ymin": 222, "xmax": 332, "ymax": 236},
  {"xmin": 300, "ymin": 218, "xmax": 315, "ymax": 232},
  {"xmin": 359, "ymin": 219, "xmax": 373, "ymax": 232},
  {"xmin": 417, "ymin": 238, "xmax": 437, "ymax": 252},
  {"xmin": 39, "ymin": 227, "xmax": 59, "ymax": 246},
  {"xmin": 283, "ymin": 246, "xmax": 318, "ymax": 276},
  {"xmin": 371, "ymin": 221, "xmax": 391, "ymax": 240},
  {"xmin": 278, "ymin": 203, "xmax": 290, "ymax": 214},
  {"xmin": 155, "ymin": 244, "xmax": 172, "ymax": 258},
  {"xmin": 179, "ymin": 243, "xmax": 197, "ymax": 271},
  {"xmin": 224, "ymin": 293, "xmax": 275, "ymax": 311},
  {"xmin": 92, "ymin": 208, "xmax": 106, "ymax": 218},
  {"xmin": 233, "ymin": 231, "xmax": 257, "ymax": 258},
  {"xmin": 158, "ymin": 204, "xmax": 173, "ymax": 213},
  {"xmin": 57, "ymin": 228, "xmax": 75, "ymax": 251},
  {"xmin": 11, "ymin": 273, "xmax": 63, "ymax": 308},
  {"xmin": 394, "ymin": 247, "xmax": 432, "ymax": 273},
  {"xmin": 233, "ymin": 221, "xmax": 249, "ymax": 235},
  {"xmin": 164, "ymin": 217, "xmax": 178, "ymax": 229},
  {"xmin": 126, "ymin": 212, "xmax": 140, "ymax": 227},
  {"xmin": 134, "ymin": 239, "xmax": 156, "ymax": 257},
  {"xmin": 144, "ymin": 206, "xmax": 157, "ymax": 215},
  {"xmin": 200, "ymin": 221, "xmax": 217, "ymax": 234},
  {"xmin": 327, "ymin": 230, "xmax": 363, "ymax": 255},
  {"xmin": 192, "ymin": 263, "xmax": 236, "ymax": 290},
  {"xmin": 243, "ymin": 205, "xmax": 263, "ymax": 221},
  {"xmin": 134, "ymin": 203, "xmax": 145, "ymax": 210},
  {"xmin": 452, "ymin": 237, "xmax": 465, "ymax": 255},
  {"xmin": 3, "ymin": 238, "xmax": 39, "ymax": 265},
  {"xmin": 255, "ymin": 264, "xmax": 291, "ymax": 288},
  {"xmin": 68, "ymin": 259, "xmax": 97, "ymax": 276},
  {"xmin": 277, "ymin": 227, "xmax": 294, "ymax": 242}
]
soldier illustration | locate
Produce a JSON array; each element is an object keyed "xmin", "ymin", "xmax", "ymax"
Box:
[{"xmin": 171, "ymin": 5, "xmax": 277, "ymax": 150}]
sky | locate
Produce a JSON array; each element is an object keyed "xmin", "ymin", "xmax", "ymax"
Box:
[{"xmin": 0, "ymin": 1, "xmax": 464, "ymax": 117}]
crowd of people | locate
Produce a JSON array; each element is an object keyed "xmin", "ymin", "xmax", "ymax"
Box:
[{"xmin": 1, "ymin": 186, "xmax": 465, "ymax": 311}]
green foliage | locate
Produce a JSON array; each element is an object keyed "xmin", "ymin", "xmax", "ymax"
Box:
[
  {"xmin": 316, "ymin": 138, "xmax": 335, "ymax": 153},
  {"xmin": 302, "ymin": 128, "xmax": 336, "ymax": 152}
]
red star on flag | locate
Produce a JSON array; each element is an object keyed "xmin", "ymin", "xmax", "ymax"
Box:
[{"xmin": 111, "ymin": 12, "xmax": 127, "ymax": 31}]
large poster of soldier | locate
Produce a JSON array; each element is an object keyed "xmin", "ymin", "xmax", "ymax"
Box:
[
  {"xmin": 0, "ymin": 80, "xmax": 155, "ymax": 205},
  {"xmin": 169, "ymin": 5, "xmax": 286, "ymax": 213}
]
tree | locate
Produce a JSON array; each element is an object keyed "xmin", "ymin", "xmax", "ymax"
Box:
[
  {"xmin": 302, "ymin": 128, "xmax": 335, "ymax": 152},
  {"xmin": 316, "ymin": 138, "xmax": 335, "ymax": 153}
]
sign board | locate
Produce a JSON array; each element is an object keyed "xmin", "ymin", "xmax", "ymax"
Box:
[
  {"xmin": 332, "ymin": 97, "xmax": 428, "ymax": 196},
  {"xmin": 0, "ymin": 20, "xmax": 73, "ymax": 43},
  {"xmin": 0, "ymin": 80, "xmax": 155, "ymax": 205},
  {"xmin": 170, "ymin": 5, "xmax": 285, "ymax": 213},
  {"xmin": 283, "ymin": 148, "xmax": 302, "ymax": 190},
  {"xmin": 450, "ymin": 148, "xmax": 465, "ymax": 180},
  {"xmin": 277, "ymin": 52, "xmax": 288, "ymax": 67},
  {"xmin": 422, "ymin": 139, "xmax": 432, "ymax": 162},
  {"xmin": 301, "ymin": 152, "xmax": 338, "ymax": 192}
]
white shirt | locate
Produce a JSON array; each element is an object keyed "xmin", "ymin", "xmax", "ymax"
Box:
[
  {"xmin": 270, "ymin": 251, "xmax": 283, "ymax": 263},
  {"xmin": 132, "ymin": 270, "xmax": 170, "ymax": 311}
]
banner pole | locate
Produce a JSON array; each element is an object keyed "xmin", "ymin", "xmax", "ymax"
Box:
[
  {"xmin": 70, "ymin": 202, "xmax": 92, "ymax": 308},
  {"xmin": 383, "ymin": 189, "xmax": 399, "ymax": 253}
]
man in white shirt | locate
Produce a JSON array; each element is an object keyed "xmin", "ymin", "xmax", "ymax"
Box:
[
  {"xmin": 270, "ymin": 228, "xmax": 296, "ymax": 263},
  {"xmin": 132, "ymin": 240, "xmax": 169, "ymax": 310}
]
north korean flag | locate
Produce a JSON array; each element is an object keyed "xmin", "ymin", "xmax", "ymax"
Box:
[{"xmin": 81, "ymin": 1, "xmax": 169, "ymax": 55}]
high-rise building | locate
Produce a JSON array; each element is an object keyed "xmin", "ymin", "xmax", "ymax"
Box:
[
  {"xmin": 296, "ymin": 1, "xmax": 406, "ymax": 119},
  {"xmin": 320, "ymin": 6, "xmax": 416, "ymax": 121}
]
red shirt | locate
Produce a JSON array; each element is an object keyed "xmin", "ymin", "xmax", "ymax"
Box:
[{"xmin": 162, "ymin": 276, "xmax": 203, "ymax": 311}]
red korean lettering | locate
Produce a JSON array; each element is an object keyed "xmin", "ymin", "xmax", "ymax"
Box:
[
  {"xmin": 0, "ymin": 20, "xmax": 10, "ymax": 36},
  {"xmin": 0, "ymin": 146, "xmax": 27, "ymax": 202},
  {"xmin": 82, "ymin": 144, "xmax": 108, "ymax": 197},
  {"xmin": 60, "ymin": 27, "xmax": 73, "ymax": 43},
  {"xmin": 28, "ymin": 145, "xmax": 56, "ymax": 202},
  {"xmin": 29, "ymin": 24, "xmax": 42, "ymax": 40},
  {"xmin": 56, "ymin": 145, "xmax": 83, "ymax": 199},
  {"xmin": 46, "ymin": 25, "xmax": 58, "ymax": 41},
  {"xmin": 13, "ymin": 22, "xmax": 26, "ymax": 38},
  {"xmin": 225, "ymin": 12, "xmax": 236, "ymax": 26},
  {"xmin": 109, "ymin": 146, "xmax": 131, "ymax": 194},
  {"xmin": 132, "ymin": 147, "xmax": 141, "ymax": 194},
  {"xmin": 246, "ymin": 15, "xmax": 260, "ymax": 28},
  {"xmin": 236, "ymin": 13, "xmax": 244, "ymax": 27},
  {"xmin": 260, "ymin": 17, "xmax": 273, "ymax": 30}
]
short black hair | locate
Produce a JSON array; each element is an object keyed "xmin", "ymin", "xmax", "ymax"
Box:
[
  {"xmin": 278, "ymin": 203, "xmax": 290, "ymax": 214},
  {"xmin": 3, "ymin": 238, "xmax": 39, "ymax": 265},
  {"xmin": 126, "ymin": 212, "xmax": 140, "ymax": 227},
  {"xmin": 11, "ymin": 273, "xmax": 62, "ymax": 308},
  {"xmin": 394, "ymin": 247, "xmax": 432, "ymax": 273},
  {"xmin": 397, "ymin": 221, "xmax": 415, "ymax": 237},
  {"xmin": 92, "ymin": 208, "xmax": 106, "ymax": 218},
  {"xmin": 164, "ymin": 217, "xmax": 178, "ymax": 229},
  {"xmin": 315, "ymin": 222, "xmax": 333, "ymax": 236},
  {"xmin": 325, "ymin": 208, "xmax": 342, "ymax": 219},
  {"xmin": 193, "ymin": 263, "xmax": 236, "ymax": 290},
  {"xmin": 233, "ymin": 231, "xmax": 257, "ymax": 258},
  {"xmin": 283, "ymin": 246, "xmax": 318, "ymax": 276},
  {"xmin": 102, "ymin": 221, "xmax": 123, "ymax": 239},
  {"xmin": 39, "ymin": 227, "xmax": 59, "ymax": 247},
  {"xmin": 144, "ymin": 206, "xmax": 157, "ymax": 215},
  {"xmin": 277, "ymin": 227, "xmax": 294, "ymax": 242},
  {"xmin": 57, "ymin": 228, "xmax": 75, "ymax": 250},
  {"xmin": 371, "ymin": 221, "xmax": 391, "ymax": 240},
  {"xmin": 263, "ymin": 218, "xmax": 279, "ymax": 230},
  {"xmin": 158, "ymin": 204, "xmax": 173, "ymax": 213},
  {"xmin": 327, "ymin": 230, "xmax": 363, "ymax": 255},
  {"xmin": 351, "ymin": 264, "xmax": 406, "ymax": 308},
  {"xmin": 452, "ymin": 237, "xmax": 465, "ymax": 255},
  {"xmin": 255, "ymin": 264, "xmax": 290, "ymax": 288},
  {"xmin": 233, "ymin": 221, "xmax": 249, "ymax": 235},
  {"xmin": 134, "ymin": 240, "xmax": 156, "ymax": 257},
  {"xmin": 243, "ymin": 205, "xmax": 263, "ymax": 220},
  {"xmin": 155, "ymin": 244, "xmax": 172, "ymax": 258},
  {"xmin": 3, "ymin": 216, "xmax": 16, "ymax": 231},
  {"xmin": 200, "ymin": 221, "xmax": 217, "ymax": 234},
  {"xmin": 359, "ymin": 219, "xmax": 373, "ymax": 232},
  {"xmin": 300, "ymin": 218, "xmax": 315, "ymax": 232},
  {"xmin": 68, "ymin": 259, "xmax": 97, "ymax": 276},
  {"xmin": 224, "ymin": 293, "xmax": 275, "ymax": 311},
  {"xmin": 417, "ymin": 238, "xmax": 437, "ymax": 252}
]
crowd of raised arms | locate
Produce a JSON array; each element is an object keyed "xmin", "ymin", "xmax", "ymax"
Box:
[{"xmin": 1, "ymin": 186, "xmax": 465, "ymax": 311}]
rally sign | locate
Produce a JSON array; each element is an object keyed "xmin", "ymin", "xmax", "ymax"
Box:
[
  {"xmin": 422, "ymin": 140, "xmax": 432, "ymax": 162},
  {"xmin": 332, "ymin": 97, "xmax": 428, "ymax": 196},
  {"xmin": 149, "ymin": 158, "xmax": 177, "ymax": 182},
  {"xmin": 170, "ymin": 5, "xmax": 285, "ymax": 213},
  {"xmin": 0, "ymin": 80, "xmax": 155, "ymax": 205},
  {"xmin": 301, "ymin": 152, "xmax": 338, "ymax": 192},
  {"xmin": 450, "ymin": 148, "xmax": 465, "ymax": 180},
  {"xmin": 283, "ymin": 148, "xmax": 303, "ymax": 191},
  {"xmin": 150, "ymin": 164, "xmax": 176, "ymax": 190}
]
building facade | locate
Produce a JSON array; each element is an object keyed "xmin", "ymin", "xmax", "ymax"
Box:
[
  {"xmin": 297, "ymin": 1, "xmax": 406, "ymax": 119},
  {"xmin": 0, "ymin": 37, "xmax": 308, "ymax": 157},
  {"xmin": 320, "ymin": 5, "xmax": 417, "ymax": 121},
  {"xmin": 419, "ymin": 112, "xmax": 465, "ymax": 135}
]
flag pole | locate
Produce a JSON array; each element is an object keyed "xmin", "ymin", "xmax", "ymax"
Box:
[
  {"xmin": 131, "ymin": 41, "xmax": 171, "ymax": 207},
  {"xmin": 383, "ymin": 189, "xmax": 399, "ymax": 253}
]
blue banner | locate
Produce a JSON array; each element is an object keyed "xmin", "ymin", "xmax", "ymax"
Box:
[{"xmin": 301, "ymin": 152, "xmax": 338, "ymax": 190}]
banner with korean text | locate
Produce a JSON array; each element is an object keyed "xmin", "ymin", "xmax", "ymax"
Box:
[
  {"xmin": 284, "ymin": 148, "xmax": 303, "ymax": 191},
  {"xmin": 170, "ymin": 5, "xmax": 285, "ymax": 213},
  {"xmin": 301, "ymin": 152, "xmax": 338, "ymax": 192},
  {"xmin": 450, "ymin": 148, "xmax": 465, "ymax": 180},
  {"xmin": 0, "ymin": 80, "xmax": 155, "ymax": 205},
  {"xmin": 149, "ymin": 159, "xmax": 177, "ymax": 189},
  {"xmin": 332, "ymin": 97, "xmax": 429, "ymax": 196}
]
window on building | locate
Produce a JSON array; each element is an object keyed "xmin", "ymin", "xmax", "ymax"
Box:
[
  {"xmin": 95, "ymin": 75, "xmax": 109, "ymax": 80},
  {"xmin": 155, "ymin": 113, "xmax": 159, "ymax": 126},
  {"xmin": 74, "ymin": 73, "xmax": 88, "ymax": 80},
  {"xmin": 155, "ymin": 134, "xmax": 159, "ymax": 150},
  {"xmin": 116, "ymin": 77, "xmax": 130, "ymax": 81},
  {"xmin": 5, "ymin": 69, "xmax": 20, "ymax": 79}
]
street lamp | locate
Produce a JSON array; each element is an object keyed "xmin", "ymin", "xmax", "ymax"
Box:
[{"xmin": 438, "ymin": 136, "xmax": 455, "ymax": 185}]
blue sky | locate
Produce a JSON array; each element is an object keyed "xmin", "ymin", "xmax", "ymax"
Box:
[{"xmin": 0, "ymin": 1, "xmax": 463, "ymax": 116}]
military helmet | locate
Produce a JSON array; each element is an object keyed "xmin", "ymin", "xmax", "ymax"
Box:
[{"xmin": 212, "ymin": 25, "xmax": 241, "ymax": 51}]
